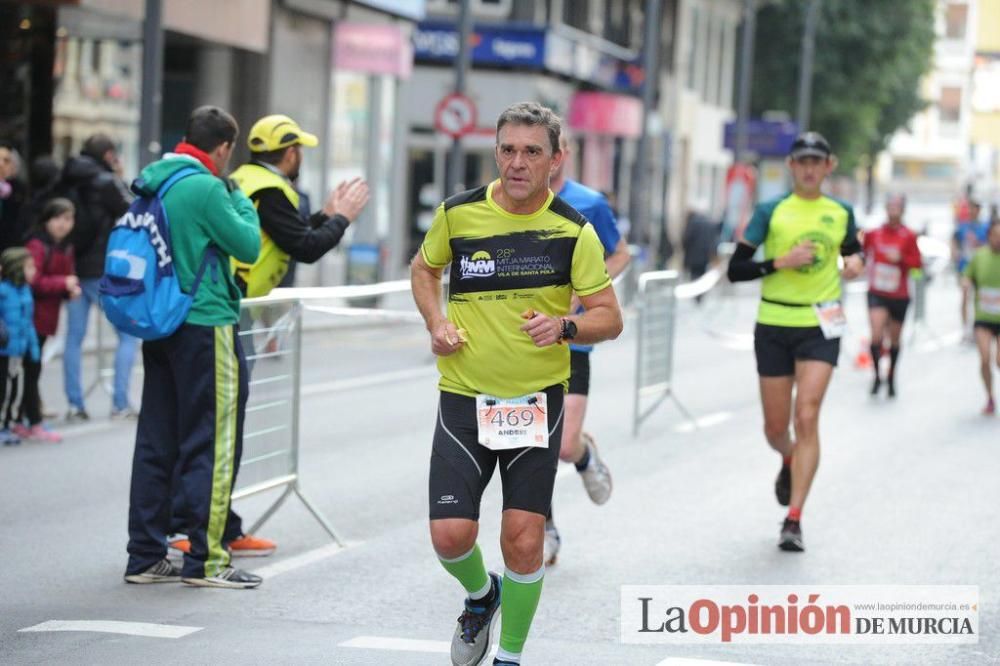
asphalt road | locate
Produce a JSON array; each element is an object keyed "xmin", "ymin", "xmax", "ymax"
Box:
[{"xmin": 1, "ymin": 278, "xmax": 997, "ymax": 665}]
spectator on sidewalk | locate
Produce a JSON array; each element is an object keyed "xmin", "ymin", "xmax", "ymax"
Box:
[
  {"xmin": 167, "ymin": 114, "xmax": 369, "ymax": 560},
  {"xmin": 124, "ymin": 105, "xmax": 263, "ymax": 589},
  {"xmin": 230, "ymin": 113, "xmax": 369, "ymax": 298},
  {"xmin": 683, "ymin": 207, "xmax": 720, "ymax": 304},
  {"xmin": 682, "ymin": 206, "xmax": 720, "ymax": 281},
  {"xmin": 16, "ymin": 156, "xmax": 61, "ymax": 241},
  {"xmin": 58, "ymin": 134, "xmax": 137, "ymax": 421},
  {"xmin": 0, "ymin": 247, "xmax": 40, "ymax": 446},
  {"xmin": 21, "ymin": 198, "xmax": 81, "ymax": 443},
  {"xmin": 0, "ymin": 144, "xmax": 27, "ymax": 253}
]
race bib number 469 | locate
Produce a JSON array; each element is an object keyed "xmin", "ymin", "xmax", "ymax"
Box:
[{"xmin": 476, "ymin": 392, "xmax": 548, "ymax": 451}]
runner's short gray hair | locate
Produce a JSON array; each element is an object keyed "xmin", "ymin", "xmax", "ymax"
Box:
[{"xmin": 496, "ymin": 102, "xmax": 562, "ymax": 155}]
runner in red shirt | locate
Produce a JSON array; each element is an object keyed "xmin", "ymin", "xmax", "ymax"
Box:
[{"xmin": 864, "ymin": 194, "xmax": 922, "ymax": 397}]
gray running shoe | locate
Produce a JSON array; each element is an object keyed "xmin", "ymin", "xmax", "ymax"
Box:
[
  {"xmin": 182, "ymin": 566, "xmax": 262, "ymax": 589},
  {"xmin": 451, "ymin": 572, "xmax": 501, "ymax": 666},
  {"xmin": 543, "ymin": 519, "xmax": 561, "ymax": 566},
  {"xmin": 578, "ymin": 434, "xmax": 612, "ymax": 505},
  {"xmin": 124, "ymin": 558, "xmax": 180, "ymax": 584},
  {"xmin": 778, "ymin": 518, "xmax": 805, "ymax": 552}
]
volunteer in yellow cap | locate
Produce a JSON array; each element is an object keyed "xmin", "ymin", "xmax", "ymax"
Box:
[{"xmin": 230, "ymin": 114, "xmax": 370, "ymax": 298}]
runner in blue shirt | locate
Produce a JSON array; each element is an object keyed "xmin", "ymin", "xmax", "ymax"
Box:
[{"xmin": 543, "ymin": 132, "xmax": 631, "ymax": 565}]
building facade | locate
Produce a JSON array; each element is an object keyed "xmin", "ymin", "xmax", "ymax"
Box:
[
  {"xmin": 970, "ymin": 0, "xmax": 1000, "ymax": 204},
  {"xmin": 883, "ymin": 0, "xmax": 978, "ymax": 199}
]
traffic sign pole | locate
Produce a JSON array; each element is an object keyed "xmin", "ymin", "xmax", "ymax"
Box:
[{"xmin": 446, "ymin": 0, "xmax": 473, "ymax": 196}]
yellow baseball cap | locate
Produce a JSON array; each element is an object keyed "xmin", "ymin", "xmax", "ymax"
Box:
[{"xmin": 247, "ymin": 114, "xmax": 319, "ymax": 152}]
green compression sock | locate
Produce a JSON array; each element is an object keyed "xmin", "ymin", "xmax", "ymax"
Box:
[
  {"xmin": 439, "ymin": 544, "xmax": 490, "ymax": 598},
  {"xmin": 498, "ymin": 566, "xmax": 545, "ymax": 657}
]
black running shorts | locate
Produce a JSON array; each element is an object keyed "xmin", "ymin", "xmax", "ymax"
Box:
[
  {"xmin": 867, "ymin": 292, "xmax": 910, "ymax": 323},
  {"xmin": 567, "ymin": 350, "xmax": 590, "ymax": 396},
  {"xmin": 428, "ymin": 386, "xmax": 564, "ymax": 520},
  {"xmin": 974, "ymin": 321, "xmax": 1000, "ymax": 337},
  {"xmin": 754, "ymin": 323, "xmax": 840, "ymax": 377}
]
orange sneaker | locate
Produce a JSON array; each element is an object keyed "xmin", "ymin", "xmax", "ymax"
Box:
[
  {"xmin": 168, "ymin": 537, "xmax": 191, "ymax": 554},
  {"xmin": 228, "ymin": 534, "xmax": 276, "ymax": 557}
]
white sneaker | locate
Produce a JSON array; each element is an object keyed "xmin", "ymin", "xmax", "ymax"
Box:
[
  {"xmin": 111, "ymin": 406, "xmax": 140, "ymax": 420},
  {"xmin": 578, "ymin": 434, "xmax": 612, "ymax": 505},
  {"xmin": 543, "ymin": 519, "xmax": 561, "ymax": 566}
]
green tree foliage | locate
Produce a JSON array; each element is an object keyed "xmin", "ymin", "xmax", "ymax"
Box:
[{"xmin": 750, "ymin": 0, "xmax": 935, "ymax": 170}]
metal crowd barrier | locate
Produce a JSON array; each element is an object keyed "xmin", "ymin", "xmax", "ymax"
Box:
[
  {"xmin": 231, "ymin": 295, "xmax": 343, "ymax": 545},
  {"xmin": 229, "ymin": 280, "xmax": 431, "ymax": 546},
  {"xmin": 632, "ymin": 270, "xmax": 697, "ymax": 437}
]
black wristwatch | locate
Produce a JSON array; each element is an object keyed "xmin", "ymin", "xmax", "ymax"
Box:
[{"xmin": 560, "ymin": 318, "xmax": 578, "ymax": 341}]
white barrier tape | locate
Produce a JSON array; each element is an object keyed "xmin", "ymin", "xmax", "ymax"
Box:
[
  {"xmin": 303, "ymin": 305, "xmax": 425, "ymax": 323},
  {"xmin": 244, "ymin": 279, "xmax": 413, "ymax": 306},
  {"xmin": 674, "ymin": 267, "xmax": 724, "ymax": 300}
]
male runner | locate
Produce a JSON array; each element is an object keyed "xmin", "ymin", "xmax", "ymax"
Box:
[
  {"xmin": 864, "ymin": 193, "xmax": 922, "ymax": 397},
  {"xmin": 726, "ymin": 132, "xmax": 864, "ymax": 552},
  {"xmin": 542, "ymin": 131, "xmax": 631, "ymax": 565},
  {"xmin": 411, "ymin": 102, "xmax": 622, "ymax": 666},
  {"xmin": 962, "ymin": 220, "xmax": 1000, "ymax": 415}
]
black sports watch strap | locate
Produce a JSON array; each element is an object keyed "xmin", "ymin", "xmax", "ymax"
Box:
[{"xmin": 560, "ymin": 318, "xmax": 578, "ymax": 341}]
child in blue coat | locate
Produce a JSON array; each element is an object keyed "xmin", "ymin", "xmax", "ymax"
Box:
[{"xmin": 0, "ymin": 247, "xmax": 40, "ymax": 445}]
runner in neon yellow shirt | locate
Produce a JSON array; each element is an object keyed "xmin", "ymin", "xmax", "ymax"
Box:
[
  {"xmin": 962, "ymin": 220, "xmax": 1000, "ymax": 415},
  {"xmin": 727, "ymin": 132, "xmax": 864, "ymax": 552},
  {"xmin": 411, "ymin": 102, "xmax": 622, "ymax": 666}
]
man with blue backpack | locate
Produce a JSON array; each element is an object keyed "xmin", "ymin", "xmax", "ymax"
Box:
[{"xmin": 115, "ymin": 106, "xmax": 263, "ymax": 589}]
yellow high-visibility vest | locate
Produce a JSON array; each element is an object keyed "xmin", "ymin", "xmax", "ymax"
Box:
[{"xmin": 230, "ymin": 162, "xmax": 300, "ymax": 298}]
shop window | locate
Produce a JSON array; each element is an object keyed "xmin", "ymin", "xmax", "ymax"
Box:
[
  {"xmin": 939, "ymin": 85, "xmax": 962, "ymax": 125},
  {"xmin": 562, "ymin": 0, "xmax": 590, "ymax": 31},
  {"xmin": 685, "ymin": 6, "xmax": 699, "ymax": 90},
  {"xmin": 922, "ymin": 162, "xmax": 956, "ymax": 179},
  {"xmin": 427, "ymin": 0, "xmax": 513, "ymax": 18},
  {"xmin": 944, "ymin": 3, "xmax": 967, "ymax": 40},
  {"xmin": 603, "ymin": 0, "xmax": 637, "ymax": 48}
]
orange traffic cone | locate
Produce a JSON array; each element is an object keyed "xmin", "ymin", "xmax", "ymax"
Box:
[{"xmin": 855, "ymin": 336, "xmax": 872, "ymax": 369}]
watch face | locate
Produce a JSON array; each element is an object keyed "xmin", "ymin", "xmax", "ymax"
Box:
[{"xmin": 564, "ymin": 319, "xmax": 578, "ymax": 339}]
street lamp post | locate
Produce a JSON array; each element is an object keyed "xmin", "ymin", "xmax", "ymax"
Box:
[
  {"xmin": 735, "ymin": 0, "xmax": 756, "ymax": 163},
  {"xmin": 796, "ymin": 0, "xmax": 820, "ymax": 132},
  {"xmin": 629, "ymin": 0, "xmax": 662, "ymax": 253},
  {"xmin": 139, "ymin": 0, "xmax": 163, "ymax": 168}
]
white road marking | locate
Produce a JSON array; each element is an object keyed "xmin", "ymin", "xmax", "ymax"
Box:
[
  {"xmin": 339, "ymin": 636, "xmax": 449, "ymax": 653},
  {"xmin": 301, "ymin": 366, "xmax": 437, "ymax": 397},
  {"xmin": 339, "ymin": 635, "xmax": 499, "ymax": 658},
  {"xmin": 674, "ymin": 411, "xmax": 732, "ymax": 434},
  {"xmin": 18, "ymin": 620, "xmax": 201, "ymax": 639},
  {"xmin": 705, "ymin": 331, "xmax": 755, "ymax": 351},
  {"xmin": 251, "ymin": 542, "xmax": 356, "ymax": 579},
  {"xmin": 656, "ymin": 658, "xmax": 757, "ymax": 666},
  {"xmin": 913, "ymin": 330, "xmax": 963, "ymax": 354}
]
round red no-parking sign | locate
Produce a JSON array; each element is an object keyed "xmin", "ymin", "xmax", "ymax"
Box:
[{"xmin": 434, "ymin": 93, "xmax": 477, "ymax": 138}]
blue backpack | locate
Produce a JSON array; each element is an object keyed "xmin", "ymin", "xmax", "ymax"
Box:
[{"xmin": 99, "ymin": 167, "xmax": 215, "ymax": 340}]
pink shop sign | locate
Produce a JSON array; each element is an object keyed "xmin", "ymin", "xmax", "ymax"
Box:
[
  {"xmin": 333, "ymin": 22, "xmax": 413, "ymax": 79},
  {"xmin": 567, "ymin": 91, "xmax": 642, "ymax": 138}
]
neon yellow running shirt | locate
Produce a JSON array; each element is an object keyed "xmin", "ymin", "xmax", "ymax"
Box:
[
  {"xmin": 964, "ymin": 246, "xmax": 1000, "ymax": 324},
  {"xmin": 420, "ymin": 180, "xmax": 611, "ymax": 398},
  {"xmin": 744, "ymin": 193, "xmax": 859, "ymax": 327}
]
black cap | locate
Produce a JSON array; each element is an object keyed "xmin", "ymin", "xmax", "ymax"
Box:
[{"xmin": 789, "ymin": 131, "xmax": 831, "ymax": 159}]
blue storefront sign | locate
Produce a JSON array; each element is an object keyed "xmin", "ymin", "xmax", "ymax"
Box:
[
  {"xmin": 723, "ymin": 120, "xmax": 799, "ymax": 157},
  {"xmin": 413, "ymin": 22, "xmax": 546, "ymax": 69}
]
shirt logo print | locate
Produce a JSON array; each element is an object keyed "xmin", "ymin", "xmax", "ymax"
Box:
[{"xmin": 459, "ymin": 251, "xmax": 496, "ymax": 279}]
